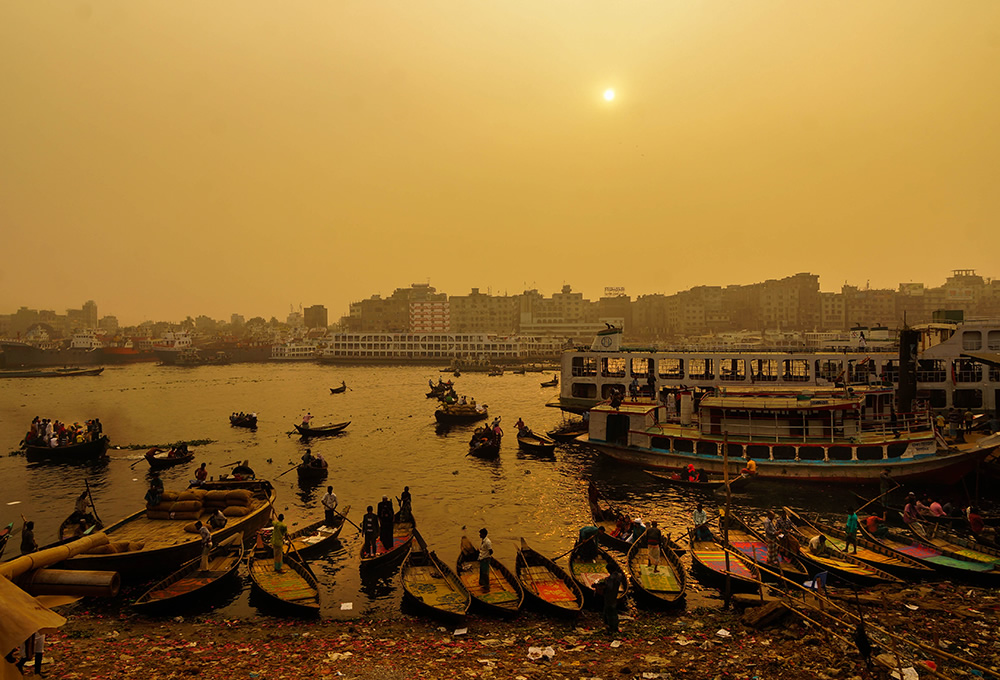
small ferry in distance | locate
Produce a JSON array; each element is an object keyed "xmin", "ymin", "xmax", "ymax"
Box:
[{"xmin": 551, "ymin": 320, "xmax": 1000, "ymax": 415}]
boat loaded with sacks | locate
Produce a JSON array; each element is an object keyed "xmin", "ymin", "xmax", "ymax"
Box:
[{"xmin": 54, "ymin": 480, "xmax": 274, "ymax": 581}]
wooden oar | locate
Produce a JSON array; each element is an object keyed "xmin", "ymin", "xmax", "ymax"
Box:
[
  {"xmin": 855, "ymin": 485, "xmax": 899, "ymax": 515},
  {"xmin": 221, "ymin": 459, "xmax": 242, "ymax": 468},
  {"xmin": 129, "ymin": 450, "xmax": 154, "ymax": 469},
  {"xmin": 331, "ymin": 507, "xmax": 362, "ymax": 534},
  {"xmin": 275, "ymin": 462, "xmax": 300, "ymax": 479},
  {"xmin": 85, "ymin": 478, "xmax": 102, "ymax": 525}
]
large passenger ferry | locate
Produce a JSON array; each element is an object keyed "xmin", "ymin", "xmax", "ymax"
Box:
[
  {"xmin": 552, "ymin": 320, "xmax": 1000, "ymax": 415},
  {"xmin": 317, "ymin": 332, "xmax": 565, "ymax": 364}
]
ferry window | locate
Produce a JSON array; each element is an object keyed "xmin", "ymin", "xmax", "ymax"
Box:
[
  {"xmin": 828, "ymin": 446, "xmax": 853, "ymax": 461},
  {"xmin": 922, "ymin": 389, "xmax": 947, "ymax": 408},
  {"xmin": 857, "ymin": 446, "xmax": 884, "ymax": 461},
  {"xmin": 782, "ymin": 359, "xmax": 810, "ymax": 382},
  {"xmin": 916, "ymin": 360, "xmax": 947, "ymax": 383},
  {"xmin": 658, "ymin": 358, "xmax": 684, "ymax": 379},
  {"xmin": 750, "ymin": 359, "xmax": 779, "ymax": 382},
  {"xmin": 953, "ymin": 359, "xmax": 982, "ymax": 383},
  {"xmin": 571, "ymin": 383, "xmax": 597, "ymax": 399},
  {"xmin": 688, "ymin": 358, "xmax": 714, "ymax": 380},
  {"xmin": 886, "ymin": 443, "xmax": 908, "ymax": 458},
  {"xmin": 848, "ymin": 359, "xmax": 876, "ymax": 384},
  {"xmin": 990, "ymin": 367, "xmax": 1000, "ymax": 383},
  {"xmin": 572, "ymin": 356, "xmax": 597, "ymax": 377},
  {"xmin": 601, "ymin": 383, "xmax": 625, "ymax": 399},
  {"xmin": 746, "ymin": 444, "xmax": 770, "ymax": 459},
  {"xmin": 798, "ymin": 446, "xmax": 825, "ymax": 461},
  {"xmin": 815, "ymin": 360, "xmax": 843, "ymax": 383},
  {"xmin": 962, "ymin": 331, "xmax": 982, "ymax": 351},
  {"xmin": 953, "ymin": 389, "xmax": 983, "ymax": 409},
  {"xmin": 673, "ymin": 438, "xmax": 693, "ymax": 453},
  {"xmin": 602, "ymin": 357, "xmax": 627, "ymax": 378},
  {"xmin": 881, "ymin": 361, "xmax": 899, "ymax": 385},
  {"xmin": 651, "ymin": 436, "xmax": 671, "ymax": 451},
  {"xmin": 631, "ymin": 358, "xmax": 653, "ymax": 377},
  {"xmin": 725, "ymin": 442, "xmax": 743, "ymax": 458},
  {"xmin": 719, "ymin": 359, "xmax": 745, "ymax": 382},
  {"xmin": 696, "ymin": 441, "xmax": 718, "ymax": 456},
  {"xmin": 989, "ymin": 331, "xmax": 1000, "ymax": 351},
  {"xmin": 773, "ymin": 445, "xmax": 796, "ymax": 460}
]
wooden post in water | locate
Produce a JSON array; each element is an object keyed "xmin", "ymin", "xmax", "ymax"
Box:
[{"xmin": 722, "ymin": 433, "xmax": 731, "ymax": 609}]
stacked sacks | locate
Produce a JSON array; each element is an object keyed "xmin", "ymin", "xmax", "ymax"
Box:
[
  {"xmin": 145, "ymin": 489, "xmax": 206, "ymax": 520},
  {"xmin": 223, "ymin": 489, "xmax": 253, "ymax": 517},
  {"xmin": 85, "ymin": 540, "xmax": 145, "ymax": 554}
]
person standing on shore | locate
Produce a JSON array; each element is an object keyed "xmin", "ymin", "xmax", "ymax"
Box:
[
  {"xmin": 271, "ymin": 514, "xmax": 287, "ymax": 573},
  {"xmin": 322, "ymin": 486, "xmax": 338, "ymax": 525},
  {"xmin": 478, "ymin": 528, "xmax": 493, "ymax": 589},
  {"xmin": 361, "ymin": 505, "xmax": 380, "ymax": 558}
]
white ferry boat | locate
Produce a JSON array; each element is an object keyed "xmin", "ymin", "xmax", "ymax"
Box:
[
  {"xmin": 271, "ymin": 340, "xmax": 321, "ymax": 361},
  {"xmin": 317, "ymin": 333, "xmax": 565, "ymax": 364},
  {"xmin": 581, "ymin": 387, "xmax": 993, "ymax": 484},
  {"xmin": 553, "ymin": 321, "xmax": 1000, "ymax": 415}
]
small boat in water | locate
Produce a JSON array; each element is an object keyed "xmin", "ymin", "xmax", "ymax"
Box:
[
  {"xmin": 626, "ymin": 528, "xmax": 686, "ymax": 607},
  {"xmin": 0, "ymin": 522, "xmax": 12, "ymax": 560},
  {"xmin": 717, "ymin": 509, "xmax": 810, "ymax": 581},
  {"xmin": 145, "ymin": 445, "xmax": 194, "ymax": 470},
  {"xmin": 455, "ymin": 535, "xmax": 524, "ymax": 617},
  {"xmin": 330, "ymin": 381, "xmax": 347, "ymax": 394},
  {"xmin": 540, "ymin": 375, "xmax": 559, "ymax": 387},
  {"xmin": 859, "ymin": 519, "xmax": 999, "ymax": 581},
  {"xmin": 401, "ymin": 529, "xmax": 471, "ymax": 621},
  {"xmin": 230, "ymin": 413, "xmax": 258, "ymax": 428},
  {"xmin": 132, "ymin": 533, "xmax": 245, "ymax": 613},
  {"xmin": 24, "ymin": 434, "xmax": 110, "ymax": 464},
  {"xmin": 285, "ymin": 506, "xmax": 351, "ymax": 558},
  {"xmin": 645, "ymin": 468, "xmax": 753, "ymax": 492},
  {"xmin": 296, "ymin": 461, "xmax": 329, "ymax": 480},
  {"xmin": 689, "ymin": 534, "xmax": 762, "ymax": 593},
  {"xmin": 434, "ymin": 404, "xmax": 488, "ymax": 425},
  {"xmin": 468, "ymin": 427, "xmax": 501, "ymax": 459},
  {"xmin": 515, "ymin": 538, "xmax": 584, "ymax": 617},
  {"xmin": 516, "ymin": 430, "xmax": 556, "ymax": 456},
  {"xmin": 360, "ymin": 511, "xmax": 415, "ymax": 571},
  {"xmin": 0, "ymin": 367, "xmax": 105, "ymax": 378},
  {"xmin": 294, "ymin": 421, "xmax": 351, "ymax": 437},
  {"xmin": 249, "ymin": 544, "xmax": 320, "ymax": 616},
  {"xmin": 546, "ymin": 420, "xmax": 587, "ymax": 443},
  {"xmin": 905, "ymin": 518, "xmax": 1000, "ymax": 567}
]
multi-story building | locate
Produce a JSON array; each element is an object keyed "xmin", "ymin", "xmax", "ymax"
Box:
[
  {"xmin": 410, "ymin": 300, "xmax": 450, "ymax": 332},
  {"xmin": 304, "ymin": 305, "xmax": 328, "ymax": 329},
  {"xmin": 449, "ymin": 288, "xmax": 518, "ymax": 334}
]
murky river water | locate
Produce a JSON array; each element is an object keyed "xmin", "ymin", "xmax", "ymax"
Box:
[{"xmin": 1, "ymin": 363, "xmax": 986, "ymax": 618}]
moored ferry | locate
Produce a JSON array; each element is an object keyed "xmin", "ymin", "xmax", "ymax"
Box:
[
  {"xmin": 552, "ymin": 321, "xmax": 1000, "ymax": 415},
  {"xmin": 582, "ymin": 388, "xmax": 995, "ymax": 484}
]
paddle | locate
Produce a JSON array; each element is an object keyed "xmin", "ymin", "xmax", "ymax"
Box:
[
  {"xmin": 221, "ymin": 459, "xmax": 243, "ymax": 468},
  {"xmin": 130, "ymin": 449, "xmax": 154, "ymax": 470},
  {"xmin": 331, "ymin": 507, "xmax": 362, "ymax": 534},
  {"xmin": 275, "ymin": 462, "xmax": 300, "ymax": 479},
  {"xmin": 855, "ymin": 484, "xmax": 900, "ymax": 516},
  {"xmin": 85, "ymin": 478, "xmax": 102, "ymax": 525}
]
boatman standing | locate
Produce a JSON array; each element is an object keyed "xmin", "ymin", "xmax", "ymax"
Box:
[
  {"xmin": 478, "ymin": 528, "xmax": 493, "ymax": 589},
  {"xmin": 322, "ymin": 486, "xmax": 338, "ymax": 525},
  {"xmin": 377, "ymin": 496, "xmax": 395, "ymax": 551},
  {"xmin": 196, "ymin": 520, "xmax": 213, "ymax": 570},
  {"xmin": 361, "ymin": 505, "xmax": 380, "ymax": 558},
  {"xmin": 271, "ymin": 513, "xmax": 288, "ymax": 573}
]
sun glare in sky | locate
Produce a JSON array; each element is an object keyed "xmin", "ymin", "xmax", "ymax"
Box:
[{"xmin": 603, "ymin": 88, "xmax": 615, "ymax": 102}]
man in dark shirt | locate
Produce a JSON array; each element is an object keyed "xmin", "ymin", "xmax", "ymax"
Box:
[
  {"xmin": 361, "ymin": 506, "xmax": 380, "ymax": 558},
  {"xmin": 645, "ymin": 521, "xmax": 663, "ymax": 573},
  {"xmin": 601, "ymin": 569, "xmax": 624, "ymax": 633},
  {"xmin": 20, "ymin": 520, "xmax": 37, "ymax": 555},
  {"xmin": 377, "ymin": 496, "xmax": 394, "ymax": 551}
]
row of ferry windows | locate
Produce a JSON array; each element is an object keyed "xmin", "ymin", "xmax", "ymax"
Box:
[{"xmin": 571, "ymin": 357, "xmax": 1000, "ymax": 383}]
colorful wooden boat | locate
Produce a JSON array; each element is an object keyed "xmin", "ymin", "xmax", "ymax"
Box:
[
  {"xmin": 249, "ymin": 546, "xmax": 320, "ymax": 616},
  {"xmin": 645, "ymin": 469, "xmax": 754, "ymax": 492},
  {"xmin": 568, "ymin": 539, "xmax": 629, "ymax": 608},
  {"xmin": 718, "ymin": 510, "xmax": 810, "ymax": 581},
  {"xmin": 56, "ymin": 480, "xmax": 275, "ymax": 582},
  {"xmin": 781, "ymin": 507, "xmax": 903, "ymax": 586},
  {"xmin": 689, "ymin": 535, "xmax": 762, "ymax": 592},
  {"xmin": 286, "ymin": 505, "xmax": 351, "ymax": 558},
  {"xmin": 293, "ymin": 421, "xmax": 350, "ymax": 437},
  {"xmin": 145, "ymin": 446, "xmax": 194, "ymax": 470},
  {"xmin": 132, "ymin": 532, "xmax": 244, "ymax": 613},
  {"xmin": 587, "ymin": 482, "xmax": 636, "ymax": 553},
  {"xmin": 516, "ymin": 431, "xmax": 556, "ymax": 456},
  {"xmin": 905, "ymin": 519, "xmax": 1000, "ymax": 566},
  {"xmin": 626, "ymin": 528, "xmax": 686, "ymax": 607},
  {"xmin": 455, "ymin": 536, "xmax": 524, "ymax": 617},
  {"xmin": 24, "ymin": 434, "xmax": 110, "ymax": 464},
  {"xmin": 401, "ymin": 529, "xmax": 471, "ymax": 621},
  {"xmin": 858, "ymin": 522, "xmax": 999, "ymax": 581},
  {"xmin": 58, "ymin": 512, "xmax": 103, "ymax": 542},
  {"xmin": 515, "ymin": 538, "xmax": 583, "ymax": 617},
  {"xmin": 783, "ymin": 508, "xmax": 934, "ymax": 579},
  {"xmin": 434, "ymin": 404, "xmax": 488, "ymax": 425},
  {"xmin": 360, "ymin": 511, "xmax": 415, "ymax": 571}
]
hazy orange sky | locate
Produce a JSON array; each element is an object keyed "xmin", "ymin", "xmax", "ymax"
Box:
[{"xmin": 2, "ymin": 2, "xmax": 998, "ymax": 326}]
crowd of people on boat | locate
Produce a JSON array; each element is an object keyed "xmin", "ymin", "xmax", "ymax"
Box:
[{"xmin": 23, "ymin": 416, "xmax": 103, "ymax": 448}]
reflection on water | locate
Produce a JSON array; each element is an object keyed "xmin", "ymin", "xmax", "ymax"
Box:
[{"xmin": 1, "ymin": 363, "xmax": 996, "ymax": 619}]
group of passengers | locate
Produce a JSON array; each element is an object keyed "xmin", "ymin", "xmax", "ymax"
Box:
[{"xmin": 24, "ymin": 416, "xmax": 102, "ymax": 448}]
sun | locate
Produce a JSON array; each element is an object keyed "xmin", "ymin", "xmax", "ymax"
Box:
[{"xmin": 603, "ymin": 89, "xmax": 616, "ymax": 102}]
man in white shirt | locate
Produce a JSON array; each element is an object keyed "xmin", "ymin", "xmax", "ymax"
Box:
[
  {"xmin": 197, "ymin": 521, "xmax": 213, "ymax": 570},
  {"xmin": 322, "ymin": 486, "xmax": 338, "ymax": 525},
  {"xmin": 478, "ymin": 528, "xmax": 493, "ymax": 590}
]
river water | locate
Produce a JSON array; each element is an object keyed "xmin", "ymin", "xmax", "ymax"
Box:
[{"xmin": 1, "ymin": 363, "xmax": 985, "ymax": 618}]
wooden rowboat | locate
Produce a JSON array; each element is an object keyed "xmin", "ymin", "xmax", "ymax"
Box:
[
  {"xmin": 294, "ymin": 421, "xmax": 350, "ymax": 437},
  {"xmin": 781, "ymin": 507, "xmax": 902, "ymax": 586},
  {"xmin": 230, "ymin": 414, "xmax": 257, "ymax": 428},
  {"xmin": 515, "ymin": 538, "xmax": 583, "ymax": 617},
  {"xmin": 645, "ymin": 469, "xmax": 754, "ymax": 492},
  {"xmin": 783, "ymin": 508, "xmax": 934, "ymax": 579},
  {"xmin": 24, "ymin": 434, "xmax": 110, "ymax": 464},
  {"xmin": 145, "ymin": 447, "xmax": 194, "ymax": 470},
  {"xmin": 249, "ymin": 546, "xmax": 320, "ymax": 616},
  {"xmin": 540, "ymin": 376, "xmax": 558, "ymax": 387},
  {"xmin": 434, "ymin": 405, "xmax": 487, "ymax": 425},
  {"xmin": 689, "ymin": 535, "xmax": 762, "ymax": 593},
  {"xmin": 546, "ymin": 421, "xmax": 587, "ymax": 443},
  {"xmin": 455, "ymin": 536, "xmax": 524, "ymax": 617},
  {"xmin": 330, "ymin": 382, "xmax": 347, "ymax": 394},
  {"xmin": 133, "ymin": 532, "xmax": 245, "ymax": 613},
  {"xmin": 905, "ymin": 518, "xmax": 1000, "ymax": 567},
  {"xmin": 626, "ymin": 528, "xmax": 686, "ymax": 607},
  {"xmin": 360, "ymin": 511, "xmax": 415, "ymax": 571},
  {"xmin": 516, "ymin": 431, "xmax": 556, "ymax": 456},
  {"xmin": 401, "ymin": 529, "xmax": 471, "ymax": 621},
  {"xmin": 286, "ymin": 505, "xmax": 351, "ymax": 558},
  {"xmin": 296, "ymin": 462, "xmax": 329, "ymax": 480},
  {"xmin": 718, "ymin": 509, "xmax": 810, "ymax": 581},
  {"xmin": 0, "ymin": 522, "xmax": 12, "ymax": 560},
  {"xmin": 859, "ymin": 521, "xmax": 999, "ymax": 581},
  {"xmin": 58, "ymin": 512, "xmax": 103, "ymax": 542},
  {"xmin": 468, "ymin": 438, "xmax": 501, "ymax": 459},
  {"xmin": 569, "ymin": 538, "xmax": 629, "ymax": 609}
]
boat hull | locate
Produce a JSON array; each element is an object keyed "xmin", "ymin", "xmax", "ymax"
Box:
[{"xmin": 25, "ymin": 435, "xmax": 110, "ymax": 464}]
